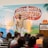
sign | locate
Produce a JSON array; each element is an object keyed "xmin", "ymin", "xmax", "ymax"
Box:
[{"xmin": 14, "ymin": 6, "xmax": 42, "ymax": 20}]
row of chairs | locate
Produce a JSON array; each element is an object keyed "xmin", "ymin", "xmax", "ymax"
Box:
[
  {"xmin": 0, "ymin": 41, "xmax": 9, "ymax": 48},
  {"xmin": 0, "ymin": 46, "xmax": 8, "ymax": 48}
]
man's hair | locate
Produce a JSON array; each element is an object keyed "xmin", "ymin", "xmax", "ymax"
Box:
[
  {"xmin": 18, "ymin": 14, "xmax": 21, "ymax": 19},
  {"xmin": 18, "ymin": 37, "xmax": 25, "ymax": 47},
  {"xmin": 19, "ymin": 14, "xmax": 21, "ymax": 16},
  {"xmin": 0, "ymin": 32, "xmax": 3, "ymax": 34},
  {"xmin": 28, "ymin": 36, "xmax": 36, "ymax": 47}
]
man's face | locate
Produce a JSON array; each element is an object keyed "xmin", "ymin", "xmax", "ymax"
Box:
[
  {"xmin": 0, "ymin": 33, "xmax": 2, "ymax": 37},
  {"xmin": 19, "ymin": 16, "xmax": 21, "ymax": 19}
]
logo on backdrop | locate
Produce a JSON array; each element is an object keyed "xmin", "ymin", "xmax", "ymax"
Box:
[{"xmin": 14, "ymin": 6, "xmax": 42, "ymax": 20}]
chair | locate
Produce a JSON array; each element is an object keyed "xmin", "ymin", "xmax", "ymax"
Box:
[{"xmin": 0, "ymin": 46, "xmax": 8, "ymax": 48}]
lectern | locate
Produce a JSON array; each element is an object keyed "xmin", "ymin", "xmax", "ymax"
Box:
[{"xmin": 39, "ymin": 23, "xmax": 48, "ymax": 37}]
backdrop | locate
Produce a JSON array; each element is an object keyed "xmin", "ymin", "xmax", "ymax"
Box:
[{"xmin": 0, "ymin": 4, "xmax": 48, "ymax": 37}]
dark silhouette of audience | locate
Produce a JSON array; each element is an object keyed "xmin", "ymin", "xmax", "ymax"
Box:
[
  {"xmin": 43, "ymin": 38, "xmax": 48, "ymax": 48},
  {"xmin": 6, "ymin": 32, "xmax": 12, "ymax": 41},
  {"xmin": 0, "ymin": 31, "xmax": 48, "ymax": 48},
  {"xmin": 26, "ymin": 36, "xmax": 39, "ymax": 48},
  {"xmin": 0, "ymin": 32, "xmax": 4, "ymax": 44},
  {"xmin": 24, "ymin": 33, "xmax": 31, "ymax": 42},
  {"xmin": 17, "ymin": 37, "xmax": 25, "ymax": 47},
  {"xmin": 10, "ymin": 32, "xmax": 21, "ymax": 45},
  {"xmin": 0, "ymin": 32, "xmax": 3, "ymax": 38},
  {"xmin": 10, "ymin": 37, "xmax": 25, "ymax": 48}
]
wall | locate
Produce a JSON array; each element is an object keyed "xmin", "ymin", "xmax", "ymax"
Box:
[{"xmin": 0, "ymin": 0, "xmax": 48, "ymax": 5}]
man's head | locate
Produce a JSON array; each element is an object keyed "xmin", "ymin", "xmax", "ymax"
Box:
[
  {"xmin": 18, "ymin": 14, "xmax": 22, "ymax": 19},
  {"xmin": 18, "ymin": 37, "xmax": 25, "ymax": 46},
  {"xmin": 0, "ymin": 32, "xmax": 3, "ymax": 37}
]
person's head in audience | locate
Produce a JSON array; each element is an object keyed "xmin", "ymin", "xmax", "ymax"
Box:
[
  {"xmin": 24, "ymin": 33, "xmax": 28, "ymax": 41},
  {"xmin": 7, "ymin": 32, "xmax": 12, "ymax": 38},
  {"xmin": 28, "ymin": 34, "xmax": 31, "ymax": 38},
  {"xmin": 39, "ymin": 34, "xmax": 44, "ymax": 39},
  {"xmin": 14, "ymin": 32, "xmax": 21, "ymax": 39},
  {"xmin": 14, "ymin": 32, "xmax": 18, "ymax": 38},
  {"xmin": 0, "ymin": 32, "xmax": 3, "ymax": 44},
  {"xmin": 24, "ymin": 33, "xmax": 31, "ymax": 41},
  {"xmin": 18, "ymin": 37, "xmax": 25, "ymax": 47},
  {"xmin": 18, "ymin": 32, "xmax": 21, "ymax": 37},
  {"xmin": 27, "ymin": 34, "xmax": 31, "ymax": 41},
  {"xmin": 24, "ymin": 33, "xmax": 28, "ymax": 37},
  {"xmin": 6, "ymin": 32, "xmax": 12, "ymax": 41},
  {"xmin": 0, "ymin": 32, "xmax": 3, "ymax": 37},
  {"xmin": 28, "ymin": 36, "xmax": 36, "ymax": 47},
  {"xmin": 43, "ymin": 38, "xmax": 48, "ymax": 48},
  {"xmin": 10, "ymin": 32, "xmax": 21, "ymax": 45},
  {"xmin": 36, "ymin": 34, "xmax": 44, "ymax": 39}
]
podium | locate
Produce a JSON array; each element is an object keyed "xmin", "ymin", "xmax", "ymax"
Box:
[{"xmin": 39, "ymin": 24, "xmax": 48, "ymax": 37}]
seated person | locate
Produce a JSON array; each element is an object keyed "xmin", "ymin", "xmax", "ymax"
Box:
[
  {"xmin": 0, "ymin": 39, "xmax": 3, "ymax": 44},
  {"xmin": 6, "ymin": 32, "xmax": 12, "ymax": 42},
  {"xmin": 0, "ymin": 32, "xmax": 4, "ymax": 44},
  {"xmin": 0, "ymin": 32, "xmax": 4, "ymax": 39},
  {"xmin": 36, "ymin": 34, "xmax": 44, "ymax": 45},
  {"xmin": 43, "ymin": 38, "xmax": 48, "ymax": 48},
  {"xmin": 10, "ymin": 32, "xmax": 20, "ymax": 45},
  {"xmin": 26, "ymin": 36, "xmax": 39, "ymax": 48},
  {"xmin": 10, "ymin": 37, "xmax": 25, "ymax": 48}
]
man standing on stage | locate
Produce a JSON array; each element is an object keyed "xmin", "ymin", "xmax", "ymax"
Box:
[{"xmin": 16, "ymin": 14, "xmax": 27, "ymax": 35}]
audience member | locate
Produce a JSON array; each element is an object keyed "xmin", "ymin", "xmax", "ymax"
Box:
[
  {"xmin": 10, "ymin": 32, "xmax": 21, "ymax": 45},
  {"xmin": 26, "ymin": 36, "xmax": 39, "ymax": 48},
  {"xmin": 17, "ymin": 37, "xmax": 25, "ymax": 47},
  {"xmin": 24, "ymin": 33, "xmax": 30, "ymax": 41},
  {"xmin": 10, "ymin": 37, "xmax": 25, "ymax": 48},
  {"xmin": 0, "ymin": 32, "xmax": 4, "ymax": 44},
  {"xmin": 24, "ymin": 33, "xmax": 28, "ymax": 41},
  {"xmin": 27, "ymin": 34, "xmax": 31, "ymax": 41},
  {"xmin": 36, "ymin": 34, "xmax": 44, "ymax": 45},
  {"xmin": 0, "ymin": 32, "xmax": 3, "ymax": 39},
  {"xmin": 43, "ymin": 37, "xmax": 48, "ymax": 48},
  {"xmin": 6, "ymin": 32, "xmax": 12, "ymax": 42}
]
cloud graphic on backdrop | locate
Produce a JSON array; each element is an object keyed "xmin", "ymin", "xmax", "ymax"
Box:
[
  {"xmin": 4, "ymin": 13, "xmax": 14, "ymax": 33},
  {"xmin": 0, "ymin": 6, "xmax": 14, "ymax": 33},
  {"xmin": 4, "ymin": 9, "xmax": 13, "ymax": 13}
]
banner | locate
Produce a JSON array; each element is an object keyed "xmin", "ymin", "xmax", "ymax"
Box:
[{"xmin": 0, "ymin": 4, "xmax": 48, "ymax": 37}]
